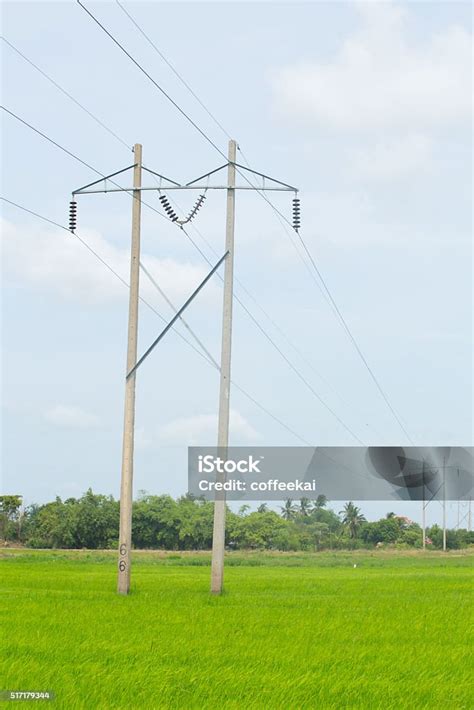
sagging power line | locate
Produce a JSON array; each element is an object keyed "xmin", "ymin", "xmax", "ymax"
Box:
[
  {"xmin": 1, "ymin": 193, "xmax": 314, "ymax": 451},
  {"xmin": 2, "ymin": 105, "xmax": 365, "ymax": 447},
  {"xmin": 76, "ymin": 0, "xmax": 414, "ymax": 443},
  {"xmin": 70, "ymin": 139, "xmax": 356, "ymax": 594},
  {"xmin": 1, "ymin": 36, "xmax": 385, "ymax": 442}
]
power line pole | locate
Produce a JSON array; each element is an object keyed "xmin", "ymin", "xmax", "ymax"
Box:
[
  {"xmin": 442, "ymin": 456, "xmax": 447, "ymax": 552},
  {"xmin": 117, "ymin": 143, "xmax": 142, "ymax": 595},
  {"xmin": 71, "ymin": 144, "xmax": 297, "ymax": 595},
  {"xmin": 211, "ymin": 139, "xmax": 236, "ymax": 595},
  {"xmin": 422, "ymin": 461, "xmax": 426, "ymax": 550}
]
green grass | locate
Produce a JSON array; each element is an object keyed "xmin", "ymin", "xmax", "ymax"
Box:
[{"xmin": 1, "ymin": 550, "xmax": 473, "ymax": 709}]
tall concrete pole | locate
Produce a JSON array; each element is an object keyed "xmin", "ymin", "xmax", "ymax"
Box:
[
  {"xmin": 442, "ymin": 456, "xmax": 447, "ymax": 552},
  {"xmin": 210, "ymin": 139, "xmax": 236, "ymax": 594},
  {"xmin": 422, "ymin": 462, "xmax": 426, "ymax": 550},
  {"xmin": 117, "ymin": 143, "xmax": 142, "ymax": 595}
]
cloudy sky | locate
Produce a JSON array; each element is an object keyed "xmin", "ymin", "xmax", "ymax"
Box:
[{"xmin": 1, "ymin": 1, "xmax": 472, "ymax": 525}]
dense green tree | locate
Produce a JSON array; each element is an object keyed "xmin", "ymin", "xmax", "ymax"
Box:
[
  {"xmin": 425, "ymin": 524, "xmax": 472, "ymax": 550},
  {"xmin": 177, "ymin": 499, "xmax": 215, "ymax": 549},
  {"xmin": 311, "ymin": 522, "xmax": 330, "ymax": 550},
  {"xmin": 0, "ymin": 495, "xmax": 23, "ymax": 541},
  {"xmin": 27, "ymin": 497, "xmax": 78, "ymax": 548},
  {"xmin": 400, "ymin": 526, "xmax": 423, "ymax": 548},
  {"xmin": 310, "ymin": 506, "xmax": 341, "ymax": 531},
  {"xmin": 228, "ymin": 511, "xmax": 287, "ymax": 549},
  {"xmin": 132, "ymin": 494, "xmax": 180, "ymax": 549},
  {"xmin": 74, "ymin": 490, "xmax": 119, "ymax": 548},
  {"xmin": 9, "ymin": 490, "xmax": 473, "ymax": 552},
  {"xmin": 361, "ymin": 517, "xmax": 401, "ymax": 545}
]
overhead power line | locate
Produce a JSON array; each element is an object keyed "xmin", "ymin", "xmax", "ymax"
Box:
[
  {"xmin": 1, "ymin": 105, "xmax": 102, "ymax": 176},
  {"xmin": 80, "ymin": 1, "xmax": 412, "ymax": 442},
  {"xmin": 2, "ymin": 33, "xmax": 373, "ymax": 434},
  {"xmin": 1, "ymin": 36, "xmax": 131, "ymax": 150},
  {"xmin": 1, "ymin": 195, "xmax": 312, "ymax": 446},
  {"xmin": 2, "ymin": 104, "xmax": 366, "ymax": 442},
  {"xmin": 177, "ymin": 224, "xmax": 365, "ymax": 445},
  {"xmin": 0, "ymin": 105, "xmax": 172, "ymax": 228},
  {"xmin": 179, "ymin": 217, "xmax": 385, "ymax": 440},
  {"xmin": 114, "ymin": 0, "xmax": 232, "ymax": 142},
  {"xmin": 295, "ymin": 233, "xmax": 414, "ymax": 443},
  {"xmin": 5, "ymin": 30, "xmax": 378, "ymax": 436},
  {"xmin": 76, "ymin": 0, "xmax": 225, "ymax": 159}
]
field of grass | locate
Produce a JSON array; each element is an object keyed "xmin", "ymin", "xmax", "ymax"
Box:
[{"xmin": 1, "ymin": 549, "xmax": 473, "ymax": 709}]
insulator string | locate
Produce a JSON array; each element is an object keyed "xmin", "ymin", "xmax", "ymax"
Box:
[
  {"xmin": 292, "ymin": 197, "xmax": 301, "ymax": 232},
  {"xmin": 69, "ymin": 199, "xmax": 77, "ymax": 232},
  {"xmin": 158, "ymin": 190, "xmax": 207, "ymax": 225}
]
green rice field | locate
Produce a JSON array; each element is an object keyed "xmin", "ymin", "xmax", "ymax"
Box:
[{"xmin": 1, "ymin": 549, "xmax": 473, "ymax": 709}]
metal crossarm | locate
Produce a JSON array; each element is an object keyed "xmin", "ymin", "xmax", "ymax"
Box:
[
  {"xmin": 231, "ymin": 162, "xmax": 298, "ymax": 191},
  {"xmin": 73, "ymin": 164, "xmax": 137, "ymax": 194}
]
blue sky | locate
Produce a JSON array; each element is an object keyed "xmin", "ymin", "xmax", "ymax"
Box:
[{"xmin": 1, "ymin": 1, "xmax": 472, "ymax": 526}]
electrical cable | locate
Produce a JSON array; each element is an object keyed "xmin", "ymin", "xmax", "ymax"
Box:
[
  {"xmin": 1, "ymin": 36, "xmax": 131, "ymax": 150},
  {"xmin": 1, "ymin": 195, "xmax": 312, "ymax": 446},
  {"xmin": 0, "ymin": 107, "xmax": 370, "ymax": 442},
  {"xmin": 0, "ymin": 105, "xmax": 174, "ymax": 230},
  {"xmin": 114, "ymin": 0, "xmax": 233, "ymax": 142},
  {"xmin": 75, "ymin": 0, "xmax": 413, "ymax": 442},
  {"xmin": 76, "ymin": 0, "xmax": 225, "ymax": 159}
]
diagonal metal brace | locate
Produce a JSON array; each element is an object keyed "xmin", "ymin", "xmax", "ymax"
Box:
[
  {"xmin": 73, "ymin": 164, "xmax": 137, "ymax": 194},
  {"xmin": 126, "ymin": 250, "xmax": 229, "ymax": 380}
]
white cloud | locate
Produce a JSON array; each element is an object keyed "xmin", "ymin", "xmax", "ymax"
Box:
[
  {"xmin": 272, "ymin": 2, "xmax": 472, "ymax": 132},
  {"xmin": 160, "ymin": 409, "xmax": 261, "ymax": 445},
  {"xmin": 44, "ymin": 404, "xmax": 100, "ymax": 429},
  {"xmin": 1, "ymin": 218, "xmax": 220, "ymax": 307}
]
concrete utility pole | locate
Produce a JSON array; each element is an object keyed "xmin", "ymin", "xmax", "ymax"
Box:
[
  {"xmin": 442, "ymin": 456, "xmax": 447, "ymax": 552},
  {"xmin": 211, "ymin": 139, "xmax": 236, "ymax": 595},
  {"xmin": 422, "ymin": 461, "xmax": 426, "ymax": 550},
  {"xmin": 117, "ymin": 143, "xmax": 142, "ymax": 595}
]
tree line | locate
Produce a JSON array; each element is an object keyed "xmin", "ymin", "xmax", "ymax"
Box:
[{"xmin": 1, "ymin": 492, "xmax": 472, "ymax": 551}]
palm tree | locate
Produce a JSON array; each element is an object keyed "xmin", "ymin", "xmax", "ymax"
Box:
[
  {"xmin": 280, "ymin": 499, "xmax": 298, "ymax": 520},
  {"xmin": 299, "ymin": 497, "xmax": 312, "ymax": 516},
  {"xmin": 339, "ymin": 502, "xmax": 366, "ymax": 539},
  {"xmin": 312, "ymin": 494, "xmax": 327, "ymax": 510},
  {"xmin": 257, "ymin": 503, "xmax": 268, "ymax": 513}
]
